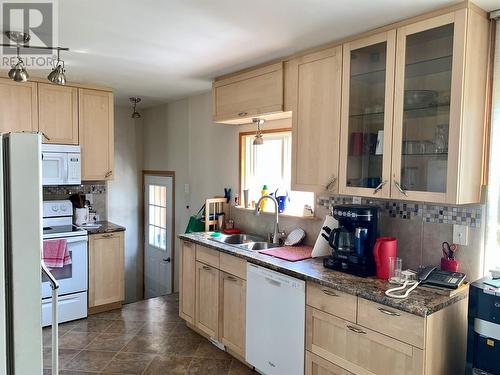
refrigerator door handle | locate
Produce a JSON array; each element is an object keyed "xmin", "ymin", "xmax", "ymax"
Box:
[{"xmin": 41, "ymin": 263, "xmax": 59, "ymax": 375}]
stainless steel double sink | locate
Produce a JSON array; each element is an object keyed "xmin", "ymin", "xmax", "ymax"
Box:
[{"xmin": 208, "ymin": 233, "xmax": 279, "ymax": 251}]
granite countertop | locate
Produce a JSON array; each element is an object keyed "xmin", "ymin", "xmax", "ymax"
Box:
[
  {"xmin": 85, "ymin": 221, "xmax": 125, "ymax": 235},
  {"xmin": 179, "ymin": 232, "xmax": 468, "ymax": 317}
]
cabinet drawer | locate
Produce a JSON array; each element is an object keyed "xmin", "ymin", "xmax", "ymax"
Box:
[
  {"xmin": 306, "ymin": 351, "xmax": 353, "ymax": 375},
  {"xmin": 196, "ymin": 245, "xmax": 220, "ymax": 268},
  {"xmin": 306, "ymin": 306, "xmax": 423, "ymax": 375},
  {"xmin": 306, "ymin": 282, "xmax": 357, "ymax": 323},
  {"xmin": 219, "ymin": 253, "xmax": 246, "ymax": 280},
  {"xmin": 357, "ymin": 298, "xmax": 425, "ymax": 349}
]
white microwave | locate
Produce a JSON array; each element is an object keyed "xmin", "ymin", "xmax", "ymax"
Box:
[{"xmin": 41, "ymin": 144, "xmax": 81, "ymax": 186}]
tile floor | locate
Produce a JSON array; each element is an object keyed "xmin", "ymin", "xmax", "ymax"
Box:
[{"xmin": 43, "ymin": 294, "xmax": 254, "ymax": 374}]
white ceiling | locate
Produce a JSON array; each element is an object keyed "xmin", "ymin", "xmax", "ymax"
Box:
[{"xmin": 56, "ymin": 0, "xmax": 498, "ymax": 108}]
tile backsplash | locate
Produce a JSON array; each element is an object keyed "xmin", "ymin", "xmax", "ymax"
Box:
[
  {"xmin": 317, "ymin": 195, "xmax": 483, "ymax": 228},
  {"xmin": 43, "ymin": 182, "xmax": 108, "ymax": 220}
]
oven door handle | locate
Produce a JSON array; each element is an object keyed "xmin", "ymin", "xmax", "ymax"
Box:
[{"xmin": 44, "ymin": 236, "xmax": 88, "ymax": 244}]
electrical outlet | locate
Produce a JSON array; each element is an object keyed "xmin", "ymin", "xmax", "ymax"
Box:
[
  {"xmin": 453, "ymin": 224, "xmax": 469, "ymax": 246},
  {"xmin": 352, "ymin": 196, "xmax": 362, "ymax": 204}
]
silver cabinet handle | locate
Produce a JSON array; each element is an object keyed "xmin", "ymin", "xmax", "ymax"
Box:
[
  {"xmin": 41, "ymin": 132, "xmax": 51, "ymax": 141},
  {"xmin": 101, "ymin": 233, "xmax": 114, "ymax": 238},
  {"xmin": 226, "ymin": 275, "xmax": 238, "ymax": 282},
  {"xmin": 322, "ymin": 288, "xmax": 339, "ymax": 297},
  {"xmin": 326, "ymin": 176, "xmax": 337, "ymax": 191},
  {"xmin": 105, "ymin": 170, "xmax": 113, "ymax": 178},
  {"xmin": 373, "ymin": 180, "xmax": 387, "ymax": 195},
  {"xmin": 347, "ymin": 325, "xmax": 366, "ymax": 334},
  {"xmin": 378, "ymin": 307, "xmax": 401, "ymax": 316},
  {"xmin": 202, "ymin": 265, "xmax": 211, "ymax": 271},
  {"xmin": 394, "ymin": 181, "xmax": 408, "ymax": 196},
  {"xmin": 238, "ymin": 112, "xmax": 248, "ymax": 117}
]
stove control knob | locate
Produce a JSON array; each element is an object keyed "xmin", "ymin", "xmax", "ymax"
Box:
[
  {"xmin": 333, "ymin": 210, "xmax": 338, "ymax": 215},
  {"xmin": 51, "ymin": 205, "xmax": 58, "ymax": 212},
  {"xmin": 60, "ymin": 205, "xmax": 68, "ymax": 212}
]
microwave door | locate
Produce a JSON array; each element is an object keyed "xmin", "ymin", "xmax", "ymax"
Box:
[{"xmin": 42, "ymin": 152, "xmax": 68, "ymax": 185}]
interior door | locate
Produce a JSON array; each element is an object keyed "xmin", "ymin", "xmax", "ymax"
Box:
[{"xmin": 144, "ymin": 175, "xmax": 173, "ymax": 299}]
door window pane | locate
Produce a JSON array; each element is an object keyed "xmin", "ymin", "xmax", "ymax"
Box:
[
  {"xmin": 147, "ymin": 183, "xmax": 168, "ymax": 250},
  {"xmin": 400, "ymin": 24, "xmax": 453, "ymax": 193},
  {"xmin": 346, "ymin": 42, "xmax": 387, "ymax": 189}
]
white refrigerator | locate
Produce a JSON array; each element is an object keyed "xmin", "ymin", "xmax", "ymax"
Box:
[{"xmin": 0, "ymin": 133, "xmax": 44, "ymax": 374}]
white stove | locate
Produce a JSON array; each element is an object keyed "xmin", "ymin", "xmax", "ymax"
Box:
[{"xmin": 42, "ymin": 200, "xmax": 88, "ymax": 326}]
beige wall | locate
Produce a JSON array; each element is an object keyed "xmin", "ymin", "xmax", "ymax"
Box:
[{"xmin": 107, "ymin": 106, "xmax": 144, "ymax": 303}]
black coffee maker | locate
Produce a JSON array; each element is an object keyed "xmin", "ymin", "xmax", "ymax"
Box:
[{"xmin": 323, "ymin": 205, "xmax": 379, "ymax": 277}]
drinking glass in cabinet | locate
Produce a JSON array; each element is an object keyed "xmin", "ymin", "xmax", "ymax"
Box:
[
  {"xmin": 346, "ymin": 42, "xmax": 387, "ymax": 189},
  {"xmin": 400, "ymin": 23, "xmax": 453, "ymax": 193}
]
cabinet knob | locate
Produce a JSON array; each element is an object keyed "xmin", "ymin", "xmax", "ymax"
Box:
[{"xmin": 373, "ymin": 180, "xmax": 387, "ymax": 195}]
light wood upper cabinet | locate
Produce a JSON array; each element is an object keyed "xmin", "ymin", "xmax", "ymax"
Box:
[
  {"xmin": 38, "ymin": 83, "xmax": 78, "ymax": 144},
  {"xmin": 286, "ymin": 47, "xmax": 342, "ymax": 193},
  {"xmin": 338, "ymin": 31, "xmax": 396, "ymax": 198},
  {"xmin": 88, "ymin": 232, "xmax": 124, "ymax": 309},
  {"xmin": 195, "ymin": 261, "xmax": 219, "ymax": 339},
  {"xmin": 219, "ymin": 271, "xmax": 246, "ymax": 357},
  {"xmin": 79, "ymin": 88, "xmax": 114, "ymax": 181},
  {"xmin": 391, "ymin": 9, "xmax": 489, "ymax": 204},
  {"xmin": 0, "ymin": 79, "xmax": 38, "ymax": 133},
  {"xmin": 180, "ymin": 241, "xmax": 196, "ymax": 323},
  {"xmin": 213, "ymin": 62, "xmax": 285, "ymax": 124}
]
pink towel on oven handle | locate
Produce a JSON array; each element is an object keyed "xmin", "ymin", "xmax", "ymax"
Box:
[{"xmin": 43, "ymin": 239, "xmax": 71, "ymax": 268}]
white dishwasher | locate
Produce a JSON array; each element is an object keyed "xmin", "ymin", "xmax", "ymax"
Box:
[{"xmin": 246, "ymin": 263, "xmax": 305, "ymax": 375}]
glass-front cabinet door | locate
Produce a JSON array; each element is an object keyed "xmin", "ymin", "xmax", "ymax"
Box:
[
  {"xmin": 391, "ymin": 12, "xmax": 467, "ymax": 202},
  {"xmin": 339, "ymin": 31, "xmax": 396, "ymax": 197}
]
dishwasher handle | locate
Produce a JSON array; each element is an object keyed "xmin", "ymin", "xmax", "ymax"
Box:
[{"xmin": 265, "ymin": 277, "xmax": 282, "ymax": 287}]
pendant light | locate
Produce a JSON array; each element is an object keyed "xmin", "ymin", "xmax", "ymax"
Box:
[
  {"xmin": 130, "ymin": 97, "xmax": 141, "ymax": 118},
  {"xmin": 8, "ymin": 46, "xmax": 29, "ymax": 82},
  {"xmin": 47, "ymin": 48, "xmax": 66, "ymax": 85},
  {"xmin": 253, "ymin": 118, "xmax": 264, "ymax": 146}
]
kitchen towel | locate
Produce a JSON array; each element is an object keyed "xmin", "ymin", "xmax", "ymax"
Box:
[
  {"xmin": 312, "ymin": 215, "xmax": 338, "ymax": 258},
  {"xmin": 43, "ymin": 239, "xmax": 71, "ymax": 268},
  {"xmin": 258, "ymin": 245, "xmax": 313, "ymax": 262}
]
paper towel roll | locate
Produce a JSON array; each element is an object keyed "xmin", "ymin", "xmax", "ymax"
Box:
[{"xmin": 312, "ymin": 215, "xmax": 338, "ymax": 258}]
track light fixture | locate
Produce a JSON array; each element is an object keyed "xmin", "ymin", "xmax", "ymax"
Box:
[
  {"xmin": 47, "ymin": 48, "xmax": 66, "ymax": 85},
  {"xmin": 1, "ymin": 30, "xmax": 69, "ymax": 84},
  {"xmin": 130, "ymin": 97, "xmax": 141, "ymax": 119},
  {"xmin": 253, "ymin": 118, "xmax": 265, "ymax": 146}
]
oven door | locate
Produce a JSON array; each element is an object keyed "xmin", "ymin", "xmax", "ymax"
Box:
[
  {"xmin": 42, "ymin": 235, "xmax": 88, "ymax": 298},
  {"xmin": 42, "ymin": 152, "xmax": 68, "ymax": 185}
]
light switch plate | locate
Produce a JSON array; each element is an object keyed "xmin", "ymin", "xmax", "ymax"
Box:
[
  {"xmin": 184, "ymin": 184, "xmax": 190, "ymax": 194},
  {"xmin": 453, "ymin": 224, "xmax": 469, "ymax": 246},
  {"xmin": 352, "ymin": 196, "xmax": 362, "ymax": 204}
]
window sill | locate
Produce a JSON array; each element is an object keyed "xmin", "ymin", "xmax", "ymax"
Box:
[{"xmin": 232, "ymin": 205, "xmax": 321, "ymax": 220}]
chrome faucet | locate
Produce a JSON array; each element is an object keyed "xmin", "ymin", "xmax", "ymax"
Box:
[{"xmin": 254, "ymin": 195, "xmax": 285, "ymax": 245}]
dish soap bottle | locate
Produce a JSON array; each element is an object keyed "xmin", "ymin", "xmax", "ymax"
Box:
[{"xmin": 260, "ymin": 185, "xmax": 269, "ymax": 211}]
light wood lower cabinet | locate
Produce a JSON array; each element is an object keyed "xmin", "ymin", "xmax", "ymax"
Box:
[
  {"xmin": 219, "ymin": 271, "xmax": 246, "ymax": 357},
  {"xmin": 306, "ymin": 351, "xmax": 354, "ymax": 375},
  {"xmin": 306, "ymin": 307, "xmax": 423, "ymax": 375},
  {"xmin": 179, "ymin": 241, "xmax": 196, "ymax": 323},
  {"xmin": 88, "ymin": 232, "xmax": 124, "ymax": 313},
  {"xmin": 195, "ymin": 261, "xmax": 220, "ymax": 338}
]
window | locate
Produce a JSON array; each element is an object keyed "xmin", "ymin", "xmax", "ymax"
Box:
[
  {"xmin": 240, "ymin": 130, "xmax": 314, "ymax": 216},
  {"xmin": 148, "ymin": 185, "xmax": 167, "ymax": 250}
]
